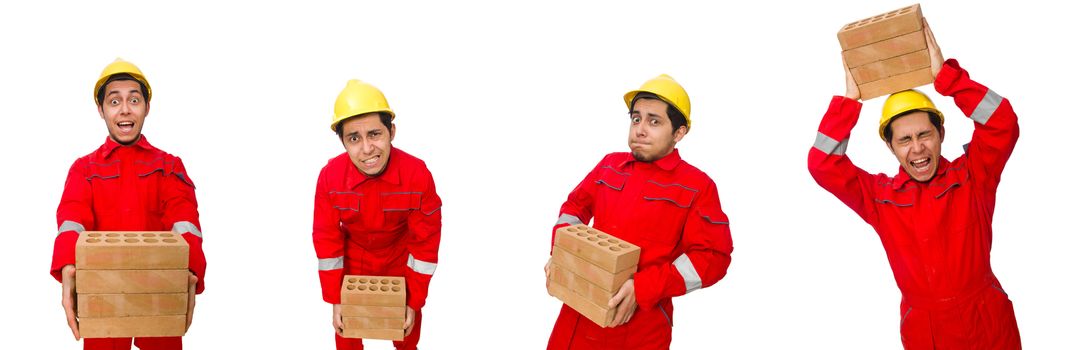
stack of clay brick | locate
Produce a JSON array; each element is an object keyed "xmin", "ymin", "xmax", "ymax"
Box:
[
  {"xmin": 339, "ymin": 275, "xmax": 407, "ymax": 340},
  {"xmin": 549, "ymin": 224, "xmax": 641, "ymax": 327},
  {"xmin": 75, "ymin": 232, "xmax": 189, "ymax": 338},
  {"xmin": 839, "ymin": 4, "xmax": 934, "ymax": 100}
]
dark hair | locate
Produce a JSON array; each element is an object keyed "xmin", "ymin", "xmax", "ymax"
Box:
[
  {"xmin": 96, "ymin": 73, "xmax": 148, "ymax": 106},
  {"xmin": 335, "ymin": 112, "xmax": 394, "ymax": 138},
  {"xmin": 631, "ymin": 94, "xmax": 687, "ymax": 133},
  {"xmin": 883, "ymin": 111, "xmax": 943, "ymax": 142}
]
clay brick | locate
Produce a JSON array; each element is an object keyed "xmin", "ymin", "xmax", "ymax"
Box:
[
  {"xmin": 76, "ymin": 232, "xmax": 189, "ymax": 270},
  {"xmin": 341, "ymin": 328, "xmax": 405, "ymax": 341},
  {"xmin": 78, "ymin": 293, "xmax": 188, "ymax": 318},
  {"xmin": 551, "ymin": 245, "xmax": 636, "ymax": 291},
  {"xmin": 843, "ymin": 30, "xmax": 926, "ymax": 68},
  {"xmin": 76, "ymin": 269, "xmax": 189, "ymax": 294},
  {"xmin": 340, "ymin": 275, "xmax": 406, "ymax": 307},
  {"xmin": 553, "ymin": 225, "xmax": 640, "ymax": 273},
  {"xmin": 343, "ymin": 316, "xmax": 405, "ymax": 330},
  {"xmin": 838, "ymin": 4, "xmax": 923, "ymax": 50},
  {"xmin": 851, "ymin": 49, "xmax": 931, "ymax": 85},
  {"xmin": 550, "ymin": 263, "xmax": 613, "ymax": 307},
  {"xmin": 548, "ymin": 281, "xmax": 615, "ymax": 328},
  {"xmin": 340, "ymin": 305, "xmax": 406, "ymax": 319},
  {"xmin": 858, "ymin": 67, "xmax": 935, "ymax": 100},
  {"xmin": 79, "ymin": 315, "xmax": 187, "ymax": 338}
]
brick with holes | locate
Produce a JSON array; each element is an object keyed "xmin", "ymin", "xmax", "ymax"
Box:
[
  {"xmin": 339, "ymin": 275, "xmax": 407, "ymax": 340},
  {"xmin": 553, "ymin": 224, "xmax": 640, "ymax": 274},
  {"xmin": 838, "ymin": 4, "xmax": 924, "ymax": 50},
  {"xmin": 837, "ymin": 4, "xmax": 936, "ymax": 100},
  {"xmin": 76, "ymin": 231, "xmax": 189, "ymax": 270}
]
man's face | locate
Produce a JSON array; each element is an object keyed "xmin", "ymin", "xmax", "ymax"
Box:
[
  {"xmin": 887, "ymin": 111, "xmax": 943, "ymax": 182},
  {"xmin": 98, "ymin": 79, "xmax": 149, "ymax": 145},
  {"xmin": 339, "ymin": 113, "xmax": 395, "ymax": 177},
  {"xmin": 629, "ymin": 98, "xmax": 686, "ymax": 162}
]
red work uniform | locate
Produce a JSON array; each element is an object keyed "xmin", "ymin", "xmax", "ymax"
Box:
[
  {"xmin": 50, "ymin": 136, "xmax": 207, "ymax": 350},
  {"xmin": 547, "ymin": 149, "xmax": 733, "ymax": 350},
  {"xmin": 809, "ymin": 59, "xmax": 1021, "ymax": 349},
  {"xmin": 313, "ymin": 148, "xmax": 442, "ymax": 350}
]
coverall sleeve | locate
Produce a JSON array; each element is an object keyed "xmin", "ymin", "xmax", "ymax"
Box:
[
  {"xmin": 632, "ymin": 179, "xmax": 734, "ymax": 310},
  {"xmin": 549, "ymin": 156, "xmax": 607, "ymax": 251},
  {"xmin": 934, "ymin": 59, "xmax": 1019, "ymax": 196},
  {"xmin": 807, "ymin": 96, "xmax": 881, "ymax": 226},
  {"xmin": 312, "ymin": 167, "xmax": 345, "ymax": 304},
  {"xmin": 404, "ymin": 169, "xmax": 443, "ymax": 312},
  {"xmin": 51, "ymin": 159, "xmax": 95, "ymax": 281},
  {"xmin": 161, "ymin": 157, "xmax": 207, "ymax": 294}
]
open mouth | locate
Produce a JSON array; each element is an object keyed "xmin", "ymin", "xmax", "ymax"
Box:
[
  {"xmin": 910, "ymin": 157, "xmax": 931, "ymax": 172},
  {"xmin": 117, "ymin": 121, "xmax": 135, "ymax": 133},
  {"xmin": 361, "ymin": 155, "xmax": 381, "ymax": 167}
]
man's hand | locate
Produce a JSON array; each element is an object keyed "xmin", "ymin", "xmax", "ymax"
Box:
[
  {"xmin": 403, "ymin": 306, "xmax": 416, "ymax": 337},
  {"xmin": 924, "ymin": 18, "xmax": 944, "ymax": 77},
  {"xmin": 333, "ymin": 304, "xmax": 344, "ymax": 336},
  {"xmin": 186, "ymin": 273, "xmax": 198, "ymax": 330},
  {"xmin": 61, "ymin": 264, "xmax": 80, "ymax": 340},
  {"xmin": 842, "ymin": 55, "xmax": 861, "ymax": 101},
  {"xmin": 606, "ymin": 279, "xmax": 637, "ymax": 328}
]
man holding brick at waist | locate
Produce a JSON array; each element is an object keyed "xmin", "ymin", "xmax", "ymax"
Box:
[
  {"xmin": 313, "ymin": 79, "xmax": 442, "ymax": 350},
  {"xmin": 50, "ymin": 58, "xmax": 206, "ymax": 349},
  {"xmin": 808, "ymin": 23, "xmax": 1022, "ymax": 349},
  {"xmin": 544, "ymin": 74, "xmax": 734, "ymax": 349}
]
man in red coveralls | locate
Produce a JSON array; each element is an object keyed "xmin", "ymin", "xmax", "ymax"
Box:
[
  {"xmin": 51, "ymin": 58, "xmax": 206, "ymax": 349},
  {"xmin": 313, "ymin": 79, "xmax": 442, "ymax": 350},
  {"xmin": 544, "ymin": 74, "xmax": 734, "ymax": 349},
  {"xmin": 808, "ymin": 23, "xmax": 1021, "ymax": 349}
]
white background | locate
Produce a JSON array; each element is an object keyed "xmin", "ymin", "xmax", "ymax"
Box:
[{"xmin": 1, "ymin": 1, "xmax": 1063, "ymax": 349}]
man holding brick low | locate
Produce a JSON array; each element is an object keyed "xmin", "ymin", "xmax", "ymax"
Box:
[
  {"xmin": 50, "ymin": 58, "xmax": 206, "ymax": 349},
  {"xmin": 312, "ymin": 79, "xmax": 441, "ymax": 350},
  {"xmin": 808, "ymin": 23, "xmax": 1022, "ymax": 349},
  {"xmin": 544, "ymin": 75, "xmax": 734, "ymax": 349}
]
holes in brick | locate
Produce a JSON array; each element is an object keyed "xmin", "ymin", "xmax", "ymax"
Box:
[
  {"xmin": 124, "ymin": 233, "xmax": 138, "ymax": 237},
  {"xmin": 163, "ymin": 239, "xmax": 178, "ymax": 243},
  {"xmin": 88, "ymin": 233, "xmax": 102, "ymax": 238},
  {"xmin": 105, "ymin": 239, "xmax": 120, "ymax": 243},
  {"xmin": 566, "ymin": 227, "xmax": 577, "ymax": 233},
  {"xmin": 370, "ymin": 285, "xmax": 380, "ymax": 292},
  {"xmin": 586, "ymin": 237, "xmax": 597, "ymax": 242},
  {"xmin": 144, "ymin": 239, "xmax": 159, "ymax": 243},
  {"xmin": 596, "ymin": 234, "xmax": 607, "ymax": 239},
  {"xmin": 86, "ymin": 238, "xmax": 101, "ymax": 244},
  {"xmin": 105, "ymin": 233, "xmax": 119, "ymax": 237},
  {"xmin": 370, "ymin": 279, "xmax": 380, "ymax": 284},
  {"xmin": 619, "ymin": 244, "xmax": 631, "ymax": 249},
  {"xmin": 359, "ymin": 278, "xmax": 368, "ymax": 283},
  {"xmin": 598, "ymin": 242, "xmax": 609, "ymax": 247},
  {"xmin": 608, "ymin": 239, "xmax": 619, "ymax": 244},
  {"xmin": 609, "ymin": 246, "xmax": 621, "ymax": 251},
  {"xmin": 391, "ymin": 286, "xmax": 402, "ymax": 292},
  {"xmin": 390, "ymin": 279, "xmax": 401, "ymax": 286},
  {"xmin": 143, "ymin": 233, "xmax": 157, "ymax": 238},
  {"xmin": 160, "ymin": 233, "xmax": 174, "ymax": 238},
  {"xmin": 357, "ymin": 285, "xmax": 367, "ymax": 291},
  {"xmin": 125, "ymin": 239, "xmax": 140, "ymax": 243},
  {"xmin": 900, "ymin": 7, "xmax": 912, "ymax": 14},
  {"xmin": 577, "ymin": 232, "xmax": 589, "ymax": 237},
  {"xmin": 347, "ymin": 285, "xmax": 356, "ymax": 290}
]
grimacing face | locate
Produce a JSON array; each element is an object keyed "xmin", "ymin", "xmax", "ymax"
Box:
[
  {"xmin": 629, "ymin": 98, "xmax": 686, "ymax": 162},
  {"xmin": 98, "ymin": 79, "xmax": 149, "ymax": 145},
  {"xmin": 886, "ymin": 111, "xmax": 943, "ymax": 182},
  {"xmin": 339, "ymin": 113, "xmax": 395, "ymax": 177}
]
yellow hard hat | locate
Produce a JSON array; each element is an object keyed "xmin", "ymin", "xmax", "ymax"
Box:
[
  {"xmin": 623, "ymin": 74, "xmax": 692, "ymax": 129},
  {"xmin": 879, "ymin": 89, "xmax": 944, "ymax": 141},
  {"xmin": 94, "ymin": 58, "xmax": 152, "ymax": 105},
  {"xmin": 332, "ymin": 79, "xmax": 395, "ymax": 132}
]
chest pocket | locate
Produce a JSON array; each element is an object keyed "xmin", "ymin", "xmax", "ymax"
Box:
[
  {"xmin": 330, "ymin": 191, "xmax": 363, "ymax": 224},
  {"xmin": 874, "ymin": 181, "xmax": 918, "ymax": 208},
  {"xmin": 87, "ymin": 160, "xmax": 122, "ymax": 214},
  {"xmin": 930, "ymin": 166, "xmax": 969, "ymax": 200},
  {"xmin": 641, "ymin": 180, "xmax": 697, "ymax": 209},
  {"xmin": 382, "ymin": 192, "xmax": 422, "ymax": 212},
  {"xmin": 595, "ymin": 166, "xmax": 629, "ymax": 191}
]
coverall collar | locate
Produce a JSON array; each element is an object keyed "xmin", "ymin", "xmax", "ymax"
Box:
[
  {"xmin": 617, "ymin": 148, "xmax": 683, "ymax": 171},
  {"xmin": 891, "ymin": 156, "xmax": 951, "ymax": 190},
  {"xmin": 344, "ymin": 150, "xmax": 401, "ymax": 189},
  {"xmin": 99, "ymin": 135, "xmax": 157, "ymax": 160}
]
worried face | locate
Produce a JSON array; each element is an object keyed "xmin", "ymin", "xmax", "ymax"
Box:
[
  {"xmin": 98, "ymin": 80, "xmax": 149, "ymax": 145},
  {"xmin": 339, "ymin": 113, "xmax": 396, "ymax": 177},
  {"xmin": 887, "ymin": 111, "xmax": 944, "ymax": 182},
  {"xmin": 628, "ymin": 98, "xmax": 686, "ymax": 162}
]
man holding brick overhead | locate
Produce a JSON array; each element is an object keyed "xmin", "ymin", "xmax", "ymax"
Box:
[
  {"xmin": 313, "ymin": 79, "xmax": 441, "ymax": 350},
  {"xmin": 809, "ymin": 24, "xmax": 1022, "ymax": 349},
  {"xmin": 50, "ymin": 58, "xmax": 206, "ymax": 349},
  {"xmin": 545, "ymin": 74, "xmax": 734, "ymax": 349}
]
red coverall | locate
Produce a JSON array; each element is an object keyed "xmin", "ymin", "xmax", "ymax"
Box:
[
  {"xmin": 809, "ymin": 59, "xmax": 1021, "ymax": 349},
  {"xmin": 547, "ymin": 149, "xmax": 733, "ymax": 350},
  {"xmin": 313, "ymin": 148, "xmax": 442, "ymax": 350},
  {"xmin": 50, "ymin": 136, "xmax": 207, "ymax": 350}
]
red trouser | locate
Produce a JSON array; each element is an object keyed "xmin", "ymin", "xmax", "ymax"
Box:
[
  {"xmin": 334, "ymin": 309, "xmax": 422, "ymax": 350},
  {"xmin": 900, "ymin": 284, "xmax": 1021, "ymax": 350},
  {"xmin": 84, "ymin": 337, "xmax": 180, "ymax": 350},
  {"xmin": 547, "ymin": 304, "xmax": 672, "ymax": 350}
]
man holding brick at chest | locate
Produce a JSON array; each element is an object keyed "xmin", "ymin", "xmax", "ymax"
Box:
[
  {"xmin": 50, "ymin": 58, "xmax": 206, "ymax": 349},
  {"xmin": 313, "ymin": 80, "xmax": 441, "ymax": 350},
  {"xmin": 545, "ymin": 75, "xmax": 733, "ymax": 349},
  {"xmin": 809, "ymin": 22, "xmax": 1022, "ymax": 349}
]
